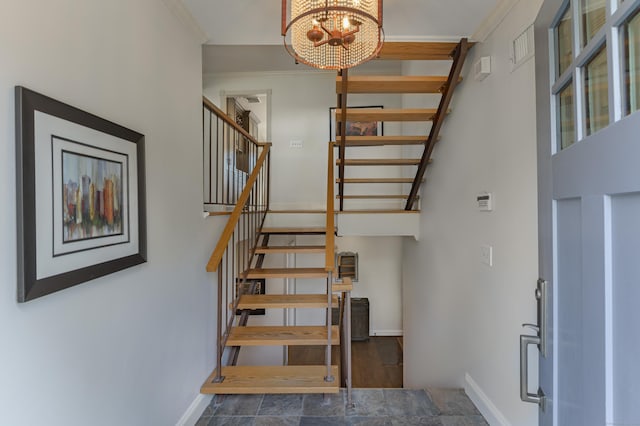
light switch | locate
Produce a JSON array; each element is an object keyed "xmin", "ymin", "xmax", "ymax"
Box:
[{"xmin": 481, "ymin": 245, "xmax": 493, "ymax": 266}]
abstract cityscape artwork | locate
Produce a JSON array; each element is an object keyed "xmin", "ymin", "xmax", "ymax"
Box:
[
  {"xmin": 61, "ymin": 149, "xmax": 124, "ymax": 243},
  {"xmin": 15, "ymin": 86, "xmax": 146, "ymax": 302}
]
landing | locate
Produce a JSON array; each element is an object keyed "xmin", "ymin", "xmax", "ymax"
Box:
[{"xmin": 196, "ymin": 388, "xmax": 487, "ymax": 425}]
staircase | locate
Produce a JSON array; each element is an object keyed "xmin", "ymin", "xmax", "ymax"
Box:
[
  {"xmin": 334, "ymin": 40, "xmax": 471, "ymax": 213},
  {"xmin": 199, "ymin": 40, "xmax": 472, "ymax": 402},
  {"xmin": 200, "ymin": 125, "xmax": 352, "ymax": 397},
  {"xmin": 201, "ymin": 226, "xmax": 344, "ymax": 395}
]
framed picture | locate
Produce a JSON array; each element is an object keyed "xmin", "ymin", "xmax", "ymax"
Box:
[
  {"xmin": 330, "ymin": 105, "xmax": 384, "ymax": 142},
  {"xmin": 15, "ymin": 86, "xmax": 147, "ymax": 302}
]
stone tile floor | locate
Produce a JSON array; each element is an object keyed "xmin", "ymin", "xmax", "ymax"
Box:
[{"xmin": 196, "ymin": 388, "xmax": 488, "ymax": 426}]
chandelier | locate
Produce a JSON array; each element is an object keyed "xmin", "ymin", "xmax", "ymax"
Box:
[{"xmin": 281, "ymin": 0, "xmax": 384, "ymax": 70}]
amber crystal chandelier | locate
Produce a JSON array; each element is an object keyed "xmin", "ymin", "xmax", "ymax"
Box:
[{"xmin": 281, "ymin": 0, "xmax": 384, "ymax": 70}]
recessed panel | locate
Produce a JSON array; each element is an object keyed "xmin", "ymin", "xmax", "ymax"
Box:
[
  {"xmin": 611, "ymin": 192, "xmax": 640, "ymax": 424},
  {"xmin": 556, "ymin": 198, "xmax": 584, "ymax": 426}
]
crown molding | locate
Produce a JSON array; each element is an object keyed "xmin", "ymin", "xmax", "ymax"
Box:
[
  {"xmin": 384, "ymin": 35, "xmax": 467, "ymax": 43},
  {"xmin": 203, "ymin": 70, "xmax": 334, "ymax": 79},
  {"xmin": 471, "ymin": 0, "xmax": 520, "ymax": 42},
  {"xmin": 162, "ymin": 0, "xmax": 209, "ymax": 44}
]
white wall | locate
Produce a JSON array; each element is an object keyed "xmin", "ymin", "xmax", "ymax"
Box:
[
  {"xmin": 204, "ymin": 71, "xmax": 337, "ymax": 210},
  {"xmin": 401, "ymin": 1, "xmax": 542, "ymax": 425},
  {"xmin": 337, "ymin": 236, "xmax": 403, "ymax": 336},
  {"xmin": 0, "ymin": 1, "xmax": 220, "ymax": 425}
]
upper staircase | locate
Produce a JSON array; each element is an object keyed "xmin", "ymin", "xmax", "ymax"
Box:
[{"xmin": 333, "ymin": 40, "xmax": 471, "ymax": 214}]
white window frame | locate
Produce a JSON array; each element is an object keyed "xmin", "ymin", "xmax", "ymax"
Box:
[{"xmin": 549, "ymin": 0, "xmax": 640, "ymax": 153}]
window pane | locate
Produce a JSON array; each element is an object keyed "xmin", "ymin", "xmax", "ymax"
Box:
[
  {"xmin": 557, "ymin": 7, "xmax": 573, "ymax": 76},
  {"xmin": 559, "ymin": 83, "xmax": 575, "ymax": 150},
  {"xmin": 625, "ymin": 9, "xmax": 640, "ymax": 115},
  {"xmin": 581, "ymin": 0, "xmax": 606, "ymax": 45},
  {"xmin": 584, "ymin": 47, "xmax": 609, "ymax": 135}
]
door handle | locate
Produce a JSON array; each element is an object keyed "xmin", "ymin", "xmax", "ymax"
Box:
[{"xmin": 520, "ymin": 334, "xmax": 545, "ymax": 408}]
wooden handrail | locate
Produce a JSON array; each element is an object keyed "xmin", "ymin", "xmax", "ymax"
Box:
[
  {"xmin": 337, "ymin": 70, "xmax": 349, "ymax": 211},
  {"xmin": 206, "ymin": 144, "xmax": 272, "ymax": 272},
  {"xmin": 203, "ymin": 96, "xmax": 261, "ymax": 147},
  {"xmin": 326, "ymin": 142, "xmax": 335, "ymax": 272}
]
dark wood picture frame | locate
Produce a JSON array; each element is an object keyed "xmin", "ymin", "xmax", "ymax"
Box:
[
  {"xmin": 15, "ymin": 86, "xmax": 147, "ymax": 302},
  {"xmin": 329, "ymin": 105, "xmax": 384, "ymax": 142}
]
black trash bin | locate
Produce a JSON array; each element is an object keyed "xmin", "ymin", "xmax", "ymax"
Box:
[
  {"xmin": 351, "ymin": 298, "xmax": 370, "ymax": 341},
  {"xmin": 332, "ymin": 297, "xmax": 370, "ymax": 341}
]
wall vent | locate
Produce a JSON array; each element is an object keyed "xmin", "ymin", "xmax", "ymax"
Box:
[{"xmin": 511, "ymin": 24, "xmax": 535, "ymax": 72}]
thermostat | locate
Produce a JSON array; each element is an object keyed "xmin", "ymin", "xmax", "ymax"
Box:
[{"xmin": 477, "ymin": 192, "xmax": 493, "ymax": 211}]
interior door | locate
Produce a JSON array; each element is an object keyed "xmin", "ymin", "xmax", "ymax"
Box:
[{"xmin": 534, "ymin": 0, "xmax": 640, "ymax": 425}]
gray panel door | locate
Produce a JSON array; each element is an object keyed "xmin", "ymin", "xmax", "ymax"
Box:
[{"xmin": 535, "ymin": 0, "xmax": 640, "ymax": 425}]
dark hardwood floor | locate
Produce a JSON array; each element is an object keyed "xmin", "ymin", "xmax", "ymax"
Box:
[{"xmin": 288, "ymin": 336, "xmax": 403, "ymax": 388}]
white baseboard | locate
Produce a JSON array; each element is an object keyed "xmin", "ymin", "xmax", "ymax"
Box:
[
  {"xmin": 176, "ymin": 393, "xmax": 213, "ymax": 426},
  {"xmin": 464, "ymin": 373, "xmax": 511, "ymax": 426},
  {"xmin": 371, "ymin": 330, "xmax": 403, "ymax": 337}
]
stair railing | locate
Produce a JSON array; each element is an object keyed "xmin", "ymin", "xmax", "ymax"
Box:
[
  {"xmin": 325, "ymin": 141, "xmax": 336, "ymax": 383},
  {"xmin": 203, "ymin": 97, "xmax": 267, "ymax": 210},
  {"xmin": 405, "ymin": 38, "xmax": 470, "ymax": 210},
  {"xmin": 327, "ymin": 141, "xmax": 353, "ymax": 403},
  {"xmin": 336, "ymin": 69, "xmax": 349, "ymax": 211},
  {"xmin": 204, "ymin": 97, "xmax": 271, "ymax": 384}
]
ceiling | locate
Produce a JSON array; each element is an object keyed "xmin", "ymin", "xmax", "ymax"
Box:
[
  {"xmin": 183, "ymin": 0, "xmax": 501, "ymax": 73},
  {"xmin": 183, "ymin": 0, "xmax": 500, "ymax": 45}
]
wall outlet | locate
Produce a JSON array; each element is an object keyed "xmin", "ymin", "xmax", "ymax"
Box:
[
  {"xmin": 481, "ymin": 245, "xmax": 493, "ymax": 266},
  {"xmin": 289, "ymin": 140, "xmax": 303, "ymax": 148}
]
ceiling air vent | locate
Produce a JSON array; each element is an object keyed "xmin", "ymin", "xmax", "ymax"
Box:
[
  {"xmin": 511, "ymin": 24, "xmax": 535, "ymax": 72},
  {"xmin": 244, "ymin": 96, "xmax": 261, "ymax": 104}
]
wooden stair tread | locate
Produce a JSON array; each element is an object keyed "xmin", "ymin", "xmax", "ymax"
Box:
[
  {"xmin": 337, "ymin": 178, "xmax": 417, "ymax": 184},
  {"xmin": 261, "ymin": 227, "xmax": 327, "ymax": 235},
  {"xmin": 332, "ymin": 283, "xmax": 354, "ymax": 292},
  {"xmin": 227, "ymin": 326, "xmax": 340, "ymax": 346},
  {"xmin": 201, "ymin": 365, "xmax": 339, "ymax": 394},
  {"xmin": 337, "ymin": 209, "xmax": 420, "ymax": 214},
  {"xmin": 268, "ymin": 210, "xmax": 327, "ymax": 214},
  {"xmin": 245, "ymin": 268, "xmax": 328, "ymax": 278},
  {"xmin": 333, "ymin": 278, "xmax": 353, "ymax": 292},
  {"xmin": 339, "ymin": 195, "xmax": 414, "ymax": 199},
  {"xmin": 336, "ymin": 158, "xmax": 421, "ymax": 166},
  {"xmin": 337, "ymin": 75, "xmax": 455, "ymax": 94},
  {"xmin": 255, "ymin": 245, "xmax": 326, "ymax": 254},
  {"xmin": 332, "ymin": 136, "xmax": 427, "ymax": 146},
  {"xmin": 237, "ymin": 294, "xmax": 339, "ymax": 309},
  {"xmin": 335, "ymin": 108, "xmax": 437, "ymax": 122},
  {"xmin": 377, "ymin": 42, "xmax": 460, "ymax": 61}
]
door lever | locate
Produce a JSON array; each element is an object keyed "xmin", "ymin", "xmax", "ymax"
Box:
[{"xmin": 519, "ymin": 279, "xmax": 548, "ymax": 410}]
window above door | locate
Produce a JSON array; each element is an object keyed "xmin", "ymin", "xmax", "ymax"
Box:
[{"xmin": 550, "ymin": 0, "xmax": 640, "ymax": 152}]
